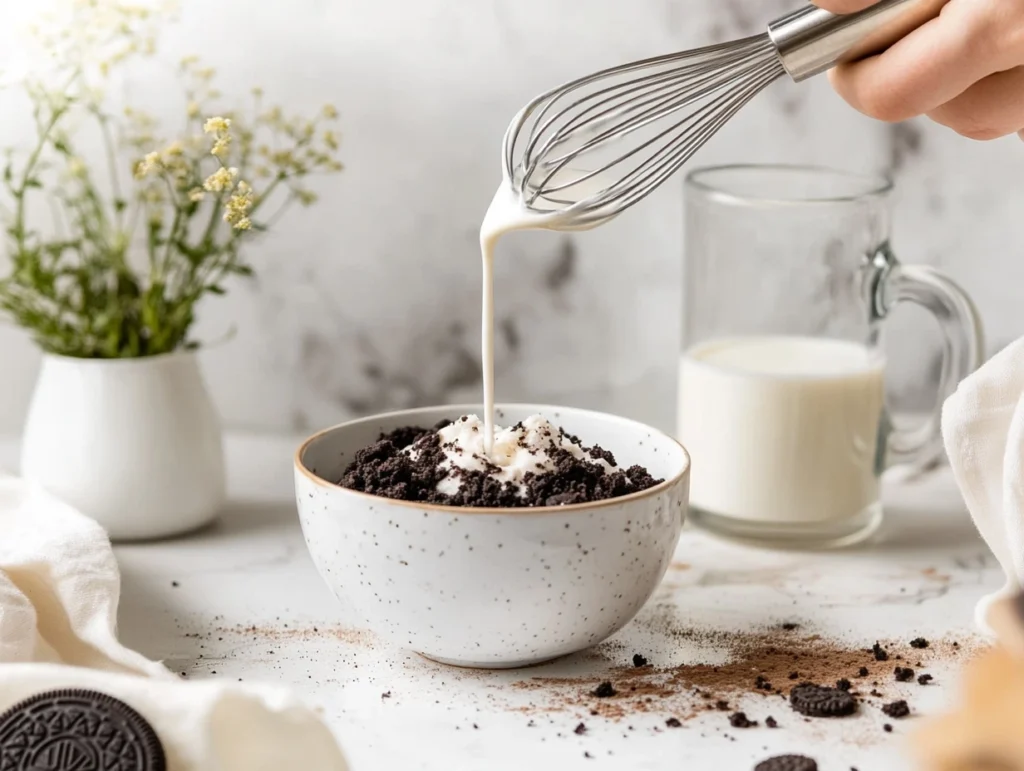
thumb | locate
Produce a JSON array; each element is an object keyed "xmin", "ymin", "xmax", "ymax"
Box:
[{"xmin": 811, "ymin": 0, "xmax": 881, "ymax": 12}]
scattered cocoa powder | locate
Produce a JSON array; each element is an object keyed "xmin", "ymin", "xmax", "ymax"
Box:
[
  {"xmin": 504, "ymin": 629, "xmax": 981, "ymax": 725},
  {"xmin": 214, "ymin": 622, "xmax": 371, "ymax": 646}
]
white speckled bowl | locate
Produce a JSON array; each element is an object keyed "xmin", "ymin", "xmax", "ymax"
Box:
[{"xmin": 294, "ymin": 404, "xmax": 689, "ymax": 669}]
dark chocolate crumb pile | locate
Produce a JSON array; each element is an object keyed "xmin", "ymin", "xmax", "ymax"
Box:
[
  {"xmin": 632, "ymin": 654, "xmax": 649, "ymax": 668},
  {"xmin": 917, "ymin": 674, "xmax": 934, "ymax": 685},
  {"xmin": 338, "ymin": 419, "xmax": 662, "ymax": 507},
  {"xmin": 755, "ymin": 755, "xmax": 818, "ymax": 771},
  {"xmin": 872, "ymin": 642, "xmax": 889, "ymax": 662},
  {"xmin": 593, "ymin": 682, "xmax": 617, "ymax": 698},
  {"xmin": 789, "ymin": 682, "xmax": 857, "ymax": 718},
  {"xmin": 910, "ymin": 637, "xmax": 929, "ymax": 649},
  {"xmin": 665, "ymin": 717, "xmax": 682, "ymax": 728},
  {"xmin": 765, "ymin": 716, "xmax": 778, "ymax": 728}
]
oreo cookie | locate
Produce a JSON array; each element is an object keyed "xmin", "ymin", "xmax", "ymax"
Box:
[
  {"xmin": 0, "ymin": 688, "xmax": 165, "ymax": 771},
  {"xmin": 789, "ymin": 682, "xmax": 857, "ymax": 718},
  {"xmin": 754, "ymin": 755, "xmax": 818, "ymax": 771}
]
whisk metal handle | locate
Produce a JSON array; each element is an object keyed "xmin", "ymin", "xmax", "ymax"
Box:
[{"xmin": 768, "ymin": 0, "xmax": 950, "ymax": 81}]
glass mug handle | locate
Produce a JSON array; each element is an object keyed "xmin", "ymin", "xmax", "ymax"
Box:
[{"xmin": 868, "ymin": 243, "xmax": 986, "ymax": 475}]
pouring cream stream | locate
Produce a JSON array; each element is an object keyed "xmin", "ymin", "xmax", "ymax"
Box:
[{"xmin": 478, "ymin": 168, "xmax": 617, "ymax": 453}]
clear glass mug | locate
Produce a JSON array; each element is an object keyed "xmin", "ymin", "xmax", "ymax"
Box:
[{"xmin": 678, "ymin": 165, "xmax": 984, "ymax": 549}]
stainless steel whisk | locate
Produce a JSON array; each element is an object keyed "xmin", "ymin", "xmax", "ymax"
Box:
[{"xmin": 503, "ymin": 0, "xmax": 947, "ymax": 227}]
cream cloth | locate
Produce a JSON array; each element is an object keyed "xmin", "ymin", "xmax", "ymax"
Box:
[
  {"xmin": 942, "ymin": 337, "xmax": 1024, "ymax": 636},
  {"xmin": 0, "ymin": 473, "xmax": 348, "ymax": 770}
]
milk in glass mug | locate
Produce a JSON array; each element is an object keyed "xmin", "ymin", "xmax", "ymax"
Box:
[{"xmin": 678, "ymin": 165, "xmax": 983, "ymax": 549}]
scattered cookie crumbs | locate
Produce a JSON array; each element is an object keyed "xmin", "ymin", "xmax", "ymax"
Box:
[
  {"xmin": 665, "ymin": 717, "xmax": 682, "ymax": 728},
  {"xmin": 593, "ymin": 682, "xmax": 617, "ymax": 698},
  {"xmin": 584, "ymin": 752, "xmax": 593, "ymax": 759},
  {"xmin": 381, "ymin": 691, "xmax": 392, "ymax": 699},
  {"xmin": 872, "ymin": 643, "xmax": 889, "ymax": 661},
  {"xmin": 883, "ymin": 723, "xmax": 893, "ymax": 733},
  {"xmin": 171, "ymin": 581, "xmax": 179, "ymax": 588},
  {"xmin": 633, "ymin": 654, "xmax": 649, "ymax": 668},
  {"xmin": 574, "ymin": 722, "xmax": 587, "ymax": 735},
  {"xmin": 894, "ymin": 667, "xmax": 915, "ymax": 682},
  {"xmin": 788, "ymin": 671, "xmax": 799, "ymax": 680},
  {"xmin": 857, "ymin": 666, "xmax": 869, "ymax": 677},
  {"xmin": 882, "ymin": 700, "xmax": 910, "ymax": 719},
  {"xmin": 917, "ymin": 674, "xmax": 933, "ymax": 685},
  {"xmin": 715, "ymin": 700, "xmax": 730, "ymax": 711},
  {"xmin": 910, "ymin": 637, "xmax": 929, "ymax": 649},
  {"xmin": 835, "ymin": 678, "xmax": 851, "ymax": 691},
  {"xmin": 765, "ymin": 716, "xmax": 778, "ymax": 728},
  {"xmin": 729, "ymin": 712, "xmax": 757, "ymax": 728},
  {"xmin": 755, "ymin": 675, "xmax": 773, "ymax": 691}
]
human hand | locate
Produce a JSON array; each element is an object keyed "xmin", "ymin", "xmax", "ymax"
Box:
[{"xmin": 812, "ymin": 0, "xmax": 1024, "ymax": 141}]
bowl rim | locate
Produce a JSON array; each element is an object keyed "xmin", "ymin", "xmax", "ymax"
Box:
[{"xmin": 294, "ymin": 403, "xmax": 690, "ymax": 515}]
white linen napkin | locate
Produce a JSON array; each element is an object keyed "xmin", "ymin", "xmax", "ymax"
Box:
[
  {"xmin": 942, "ymin": 337, "xmax": 1024, "ymax": 636},
  {"xmin": 0, "ymin": 473, "xmax": 349, "ymax": 771}
]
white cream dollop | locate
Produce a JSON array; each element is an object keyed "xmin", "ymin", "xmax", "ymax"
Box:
[{"xmin": 406, "ymin": 414, "xmax": 617, "ymax": 496}]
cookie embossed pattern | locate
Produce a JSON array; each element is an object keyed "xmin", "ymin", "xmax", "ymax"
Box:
[{"xmin": 0, "ymin": 689, "xmax": 166, "ymax": 771}]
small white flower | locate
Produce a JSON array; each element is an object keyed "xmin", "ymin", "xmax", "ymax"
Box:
[
  {"xmin": 224, "ymin": 179, "xmax": 254, "ymax": 229},
  {"xmin": 210, "ymin": 134, "xmax": 231, "ymax": 158},
  {"xmin": 203, "ymin": 116, "xmax": 230, "ymax": 135},
  {"xmin": 67, "ymin": 157, "xmax": 87, "ymax": 178},
  {"xmin": 188, "ymin": 187, "xmax": 205, "ymax": 202},
  {"xmin": 202, "ymin": 166, "xmax": 237, "ymax": 192},
  {"xmin": 133, "ymin": 151, "xmax": 160, "ymax": 179}
]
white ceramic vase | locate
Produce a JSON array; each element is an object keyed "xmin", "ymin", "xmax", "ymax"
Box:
[{"xmin": 20, "ymin": 351, "xmax": 226, "ymax": 541}]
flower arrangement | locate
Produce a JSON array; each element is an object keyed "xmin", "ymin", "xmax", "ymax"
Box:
[{"xmin": 0, "ymin": 0, "xmax": 342, "ymax": 358}]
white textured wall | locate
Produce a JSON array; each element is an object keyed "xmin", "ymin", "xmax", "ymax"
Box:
[{"xmin": 0, "ymin": 0, "xmax": 1022, "ymax": 437}]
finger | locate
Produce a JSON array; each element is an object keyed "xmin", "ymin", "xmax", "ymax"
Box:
[
  {"xmin": 811, "ymin": 0, "xmax": 880, "ymax": 13},
  {"xmin": 827, "ymin": 3, "xmax": 1015, "ymax": 122},
  {"xmin": 927, "ymin": 66, "xmax": 1024, "ymax": 140}
]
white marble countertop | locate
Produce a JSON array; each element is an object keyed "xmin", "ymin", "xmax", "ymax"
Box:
[{"xmin": 0, "ymin": 433, "xmax": 1002, "ymax": 771}]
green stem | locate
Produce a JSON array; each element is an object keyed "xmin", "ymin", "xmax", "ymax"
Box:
[{"xmin": 93, "ymin": 109, "xmax": 125, "ymax": 230}]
